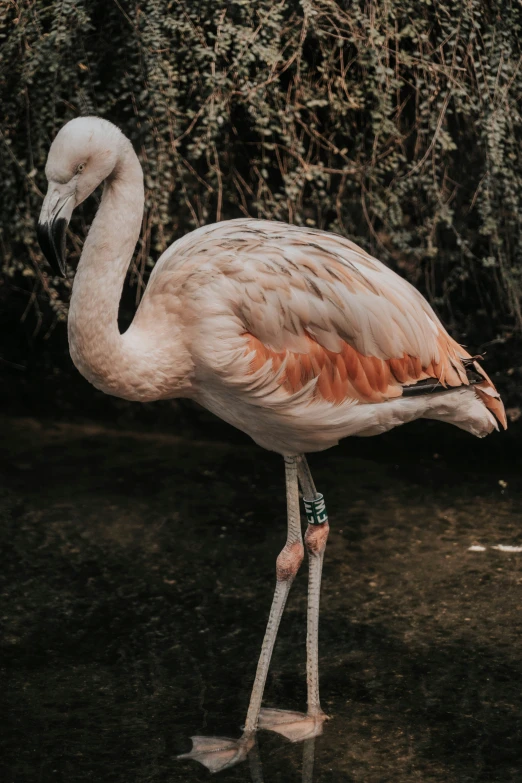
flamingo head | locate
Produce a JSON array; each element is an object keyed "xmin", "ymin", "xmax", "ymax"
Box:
[{"xmin": 37, "ymin": 116, "xmax": 127, "ymax": 276}]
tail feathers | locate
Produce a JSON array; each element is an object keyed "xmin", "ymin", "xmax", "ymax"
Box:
[{"xmin": 470, "ymin": 360, "xmax": 507, "ymax": 430}]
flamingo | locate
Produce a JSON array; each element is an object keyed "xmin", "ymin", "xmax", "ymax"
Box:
[{"xmin": 37, "ymin": 117, "xmax": 506, "ymax": 773}]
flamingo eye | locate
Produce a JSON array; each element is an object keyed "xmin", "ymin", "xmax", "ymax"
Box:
[{"xmin": 77, "ymin": 162, "xmax": 86, "ymax": 173}]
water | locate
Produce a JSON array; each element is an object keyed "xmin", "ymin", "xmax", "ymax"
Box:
[{"xmin": 1, "ymin": 415, "xmax": 521, "ymax": 782}]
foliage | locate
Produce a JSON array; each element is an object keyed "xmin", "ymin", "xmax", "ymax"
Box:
[{"xmin": 1, "ymin": 0, "xmax": 522, "ymax": 362}]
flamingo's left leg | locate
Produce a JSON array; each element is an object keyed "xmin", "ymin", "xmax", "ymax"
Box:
[{"xmin": 258, "ymin": 455, "xmax": 330, "ymax": 742}]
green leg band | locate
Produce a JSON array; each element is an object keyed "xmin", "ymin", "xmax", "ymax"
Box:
[{"xmin": 303, "ymin": 494, "xmax": 328, "ymax": 526}]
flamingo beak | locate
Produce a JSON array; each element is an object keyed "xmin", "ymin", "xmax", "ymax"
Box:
[{"xmin": 37, "ymin": 184, "xmax": 75, "ymax": 278}]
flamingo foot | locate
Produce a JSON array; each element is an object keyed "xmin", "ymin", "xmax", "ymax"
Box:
[
  {"xmin": 258, "ymin": 707, "xmax": 329, "ymax": 742},
  {"xmin": 177, "ymin": 733, "xmax": 255, "ymax": 773}
]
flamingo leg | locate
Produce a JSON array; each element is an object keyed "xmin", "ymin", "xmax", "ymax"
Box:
[
  {"xmin": 179, "ymin": 455, "xmax": 304, "ymax": 772},
  {"xmin": 258, "ymin": 455, "xmax": 329, "ymax": 742}
]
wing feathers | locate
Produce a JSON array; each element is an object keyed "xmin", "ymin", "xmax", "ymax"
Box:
[
  {"xmin": 242, "ymin": 326, "xmax": 502, "ymax": 409},
  {"xmin": 164, "ymin": 218, "xmax": 504, "ymax": 420},
  {"xmin": 244, "ymin": 332, "xmax": 410, "ymax": 404}
]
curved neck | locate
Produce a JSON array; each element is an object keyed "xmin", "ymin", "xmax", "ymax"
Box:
[{"xmin": 68, "ymin": 142, "xmax": 189, "ymax": 402}]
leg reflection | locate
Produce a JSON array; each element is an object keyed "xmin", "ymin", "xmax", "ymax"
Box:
[
  {"xmin": 248, "ymin": 737, "xmax": 264, "ymax": 783},
  {"xmin": 302, "ymin": 737, "xmax": 316, "ymax": 783},
  {"xmin": 247, "ymin": 734, "xmax": 317, "ymax": 783}
]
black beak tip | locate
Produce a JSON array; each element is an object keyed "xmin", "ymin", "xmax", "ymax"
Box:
[{"xmin": 37, "ymin": 219, "xmax": 67, "ymax": 278}]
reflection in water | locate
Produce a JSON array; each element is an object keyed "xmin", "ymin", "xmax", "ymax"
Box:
[
  {"xmin": 247, "ymin": 740, "xmax": 264, "ymax": 783},
  {"xmin": 249, "ymin": 737, "xmax": 317, "ymax": 782},
  {"xmin": 302, "ymin": 738, "xmax": 316, "ymax": 783}
]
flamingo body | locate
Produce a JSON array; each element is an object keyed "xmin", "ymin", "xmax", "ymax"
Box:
[{"xmin": 127, "ymin": 217, "xmax": 504, "ymax": 453}]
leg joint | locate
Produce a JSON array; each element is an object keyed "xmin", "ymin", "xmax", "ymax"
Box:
[
  {"xmin": 276, "ymin": 540, "xmax": 304, "ymax": 581},
  {"xmin": 305, "ymin": 521, "xmax": 329, "ymax": 555}
]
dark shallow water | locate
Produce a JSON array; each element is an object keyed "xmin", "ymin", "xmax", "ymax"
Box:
[{"xmin": 1, "ymin": 415, "xmax": 522, "ymax": 782}]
